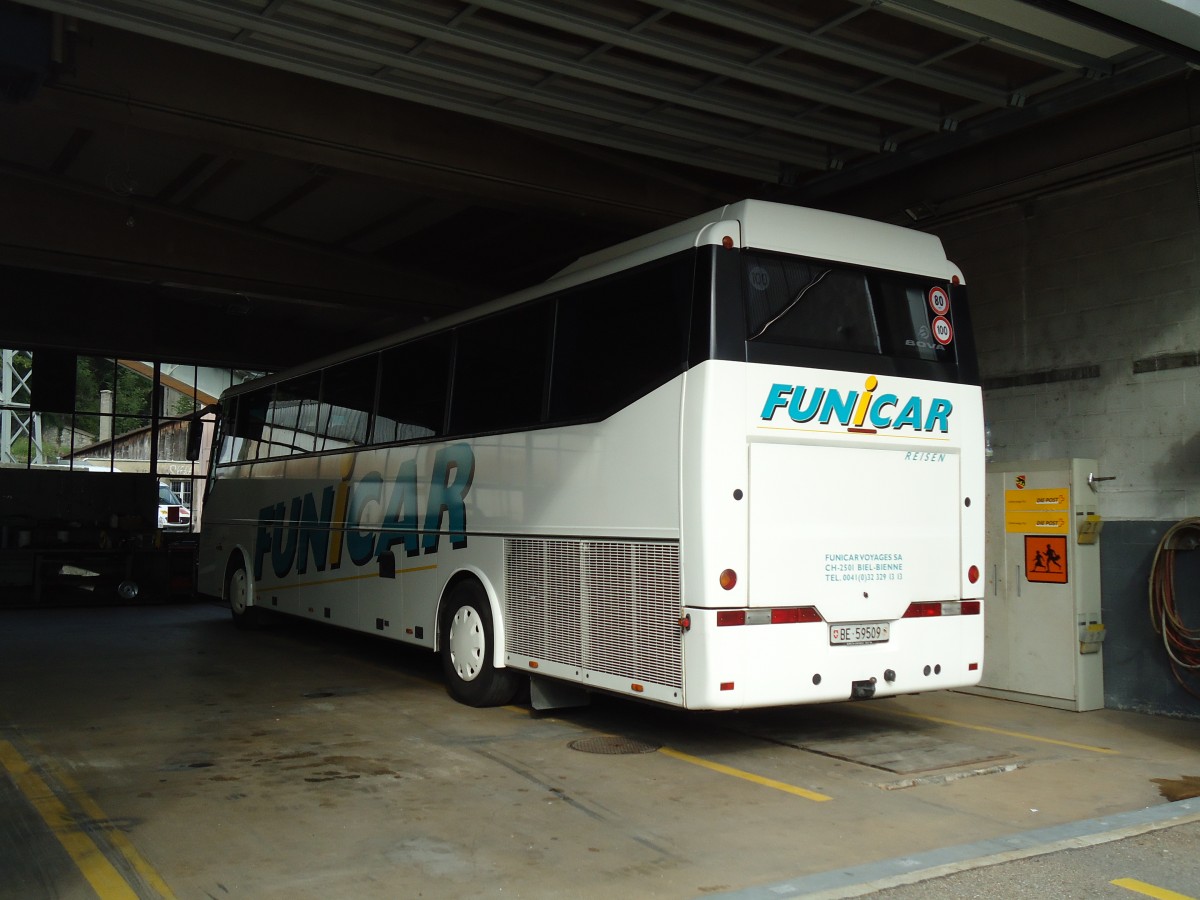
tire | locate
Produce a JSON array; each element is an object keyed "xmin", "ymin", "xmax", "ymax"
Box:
[
  {"xmin": 227, "ymin": 560, "xmax": 262, "ymax": 629},
  {"xmin": 441, "ymin": 580, "xmax": 520, "ymax": 707}
]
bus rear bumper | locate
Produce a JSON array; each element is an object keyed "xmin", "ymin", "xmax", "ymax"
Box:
[{"xmin": 681, "ymin": 606, "xmax": 985, "ymax": 710}]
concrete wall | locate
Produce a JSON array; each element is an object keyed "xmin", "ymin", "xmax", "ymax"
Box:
[{"xmin": 936, "ymin": 157, "xmax": 1200, "ymax": 717}]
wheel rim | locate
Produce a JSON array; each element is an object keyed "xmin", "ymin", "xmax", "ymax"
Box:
[
  {"xmin": 229, "ymin": 568, "xmax": 248, "ymax": 615},
  {"xmin": 448, "ymin": 605, "xmax": 486, "ymax": 682}
]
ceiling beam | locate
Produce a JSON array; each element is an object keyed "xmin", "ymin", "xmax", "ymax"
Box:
[
  {"xmin": 28, "ymin": 23, "xmax": 724, "ymax": 224},
  {"xmin": 0, "ymin": 161, "xmax": 480, "ymax": 319},
  {"xmin": 119, "ymin": 0, "xmax": 834, "ymax": 171},
  {"xmin": 796, "ymin": 53, "xmax": 1184, "ymax": 202},
  {"xmin": 647, "ymin": 0, "xmax": 1014, "ymax": 107},
  {"xmin": 14, "ymin": 12, "xmax": 732, "ymax": 225},
  {"xmin": 19, "ymin": 0, "xmax": 791, "ymax": 180},
  {"xmin": 470, "ymin": 0, "xmax": 943, "ymax": 130},
  {"xmin": 1018, "ymin": 0, "xmax": 1200, "ymax": 66},
  {"xmin": 870, "ymin": 0, "xmax": 1116, "ymax": 74}
]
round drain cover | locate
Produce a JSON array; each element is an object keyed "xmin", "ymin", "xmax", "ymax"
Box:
[{"xmin": 568, "ymin": 736, "xmax": 661, "ymax": 755}]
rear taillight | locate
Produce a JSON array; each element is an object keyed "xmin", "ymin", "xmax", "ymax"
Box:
[
  {"xmin": 903, "ymin": 602, "xmax": 941, "ymax": 618},
  {"xmin": 717, "ymin": 607, "xmax": 823, "ymax": 626},
  {"xmin": 903, "ymin": 600, "xmax": 980, "ymax": 618},
  {"xmin": 771, "ymin": 607, "xmax": 823, "ymax": 624}
]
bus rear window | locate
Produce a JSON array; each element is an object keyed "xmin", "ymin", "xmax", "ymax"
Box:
[
  {"xmin": 745, "ymin": 258, "xmax": 879, "ymax": 353},
  {"xmin": 741, "ymin": 250, "xmax": 962, "ymax": 368}
]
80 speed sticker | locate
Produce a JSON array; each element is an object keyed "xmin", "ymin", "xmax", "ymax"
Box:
[{"xmin": 928, "ymin": 285, "xmax": 950, "ymax": 315}]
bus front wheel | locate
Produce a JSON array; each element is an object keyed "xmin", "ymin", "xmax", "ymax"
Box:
[{"xmin": 441, "ymin": 580, "xmax": 519, "ymax": 707}]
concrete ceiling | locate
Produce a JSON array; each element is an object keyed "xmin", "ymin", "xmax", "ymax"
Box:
[{"xmin": 1, "ymin": 0, "xmax": 1196, "ymax": 368}]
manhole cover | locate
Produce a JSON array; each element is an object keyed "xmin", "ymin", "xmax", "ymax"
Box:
[{"xmin": 569, "ymin": 736, "xmax": 661, "ymax": 755}]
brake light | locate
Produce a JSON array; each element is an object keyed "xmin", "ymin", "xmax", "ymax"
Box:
[
  {"xmin": 771, "ymin": 607, "xmax": 823, "ymax": 624},
  {"xmin": 903, "ymin": 601, "xmax": 980, "ymax": 618},
  {"xmin": 903, "ymin": 602, "xmax": 941, "ymax": 618},
  {"xmin": 716, "ymin": 607, "xmax": 822, "ymax": 626}
]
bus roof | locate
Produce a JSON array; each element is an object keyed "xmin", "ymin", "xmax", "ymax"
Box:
[
  {"xmin": 557, "ymin": 200, "xmax": 956, "ymax": 282},
  {"xmin": 223, "ymin": 200, "xmax": 959, "ymax": 397}
]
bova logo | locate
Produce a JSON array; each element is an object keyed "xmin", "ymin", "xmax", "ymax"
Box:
[{"xmin": 760, "ymin": 376, "xmax": 952, "ymax": 434}]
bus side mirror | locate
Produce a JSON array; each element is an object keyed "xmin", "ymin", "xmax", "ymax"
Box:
[
  {"xmin": 186, "ymin": 408, "xmax": 213, "ymax": 462},
  {"xmin": 186, "ymin": 417, "xmax": 203, "ymax": 461},
  {"xmin": 184, "ymin": 405, "xmax": 218, "ymax": 460}
]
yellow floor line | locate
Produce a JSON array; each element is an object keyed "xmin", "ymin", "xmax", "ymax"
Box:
[
  {"xmin": 659, "ymin": 746, "xmax": 832, "ymax": 802},
  {"xmin": 885, "ymin": 708, "xmax": 1119, "ymax": 755},
  {"xmin": 1112, "ymin": 877, "xmax": 1197, "ymax": 899},
  {"xmin": 46, "ymin": 757, "xmax": 178, "ymax": 900},
  {"xmin": 0, "ymin": 739, "xmax": 139, "ymax": 900}
]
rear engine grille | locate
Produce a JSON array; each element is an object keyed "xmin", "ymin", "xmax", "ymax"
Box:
[{"xmin": 504, "ymin": 539, "xmax": 682, "ymax": 688}]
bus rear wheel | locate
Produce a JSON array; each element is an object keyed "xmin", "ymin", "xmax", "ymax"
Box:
[
  {"xmin": 227, "ymin": 561, "xmax": 262, "ymax": 629},
  {"xmin": 441, "ymin": 580, "xmax": 519, "ymax": 707}
]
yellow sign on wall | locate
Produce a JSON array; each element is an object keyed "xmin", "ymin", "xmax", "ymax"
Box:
[
  {"xmin": 1005, "ymin": 489, "xmax": 1068, "ymax": 511},
  {"xmin": 1006, "ymin": 510, "xmax": 1070, "ymax": 534},
  {"xmin": 1005, "ymin": 487, "xmax": 1070, "ymax": 534}
]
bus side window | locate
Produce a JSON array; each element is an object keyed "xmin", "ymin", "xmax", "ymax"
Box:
[
  {"xmin": 216, "ymin": 396, "xmax": 238, "ymax": 464},
  {"xmin": 268, "ymin": 373, "xmax": 321, "ymax": 457},
  {"xmin": 318, "ymin": 355, "xmax": 376, "ymax": 451},
  {"xmin": 374, "ymin": 333, "xmax": 452, "ymax": 444},
  {"xmin": 550, "ymin": 253, "xmax": 693, "ymax": 422},
  {"xmin": 232, "ymin": 389, "xmax": 269, "ymax": 463},
  {"xmin": 449, "ymin": 302, "xmax": 553, "ymax": 435}
]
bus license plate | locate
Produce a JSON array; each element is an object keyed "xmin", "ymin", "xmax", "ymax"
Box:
[{"xmin": 830, "ymin": 622, "xmax": 890, "ymax": 645}]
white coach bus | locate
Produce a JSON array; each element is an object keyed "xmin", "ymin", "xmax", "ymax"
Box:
[{"xmin": 196, "ymin": 200, "xmax": 985, "ymax": 710}]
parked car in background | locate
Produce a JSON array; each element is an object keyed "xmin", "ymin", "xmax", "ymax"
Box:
[{"xmin": 158, "ymin": 481, "xmax": 191, "ymax": 531}]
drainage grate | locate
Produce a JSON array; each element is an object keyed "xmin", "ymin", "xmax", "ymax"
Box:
[{"xmin": 568, "ymin": 735, "xmax": 661, "ymax": 755}]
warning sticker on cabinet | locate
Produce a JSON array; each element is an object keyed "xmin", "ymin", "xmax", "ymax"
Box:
[{"xmin": 1025, "ymin": 535, "xmax": 1068, "ymax": 584}]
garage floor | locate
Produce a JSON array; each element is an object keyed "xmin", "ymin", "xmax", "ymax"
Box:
[{"xmin": 2, "ymin": 602, "xmax": 1198, "ymax": 899}]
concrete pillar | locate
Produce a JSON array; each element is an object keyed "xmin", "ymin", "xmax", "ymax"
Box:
[{"xmin": 99, "ymin": 389, "xmax": 113, "ymax": 443}]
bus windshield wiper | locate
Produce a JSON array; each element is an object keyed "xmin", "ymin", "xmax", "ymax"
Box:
[{"xmin": 749, "ymin": 268, "xmax": 831, "ymax": 341}]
